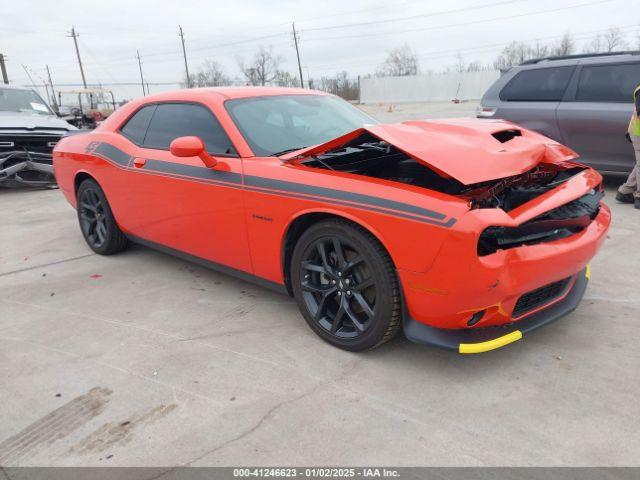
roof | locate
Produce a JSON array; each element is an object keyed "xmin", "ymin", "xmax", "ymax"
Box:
[
  {"xmin": 520, "ymin": 51, "xmax": 640, "ymax": 66},
  {"xmin": 141, "ymin": 86, "xmax": 326, "ymax": 103}
]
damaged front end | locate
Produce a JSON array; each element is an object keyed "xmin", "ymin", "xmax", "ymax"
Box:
[
  {"xmin": 477, "ymin": 188, "xmax": 603, "ymax": 256},
  {"xmin": 0, "ymin": 134, "xmax": 62, "ymax": 187},
  {"xmin": 287, "ymin": 119, "xmax": 605, "ymax": 256}
]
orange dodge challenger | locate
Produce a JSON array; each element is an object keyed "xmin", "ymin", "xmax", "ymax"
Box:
[{"xmin": 53, "ymin": 87, "xmax": 610, "ymax": 354}]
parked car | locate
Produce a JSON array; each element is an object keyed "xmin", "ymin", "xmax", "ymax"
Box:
[
  {"xmin": 478, "ymin": 52, "xmax": 640, "ymax": 173},
  {"xmin": 0, "ymin": 85, "xmax": 76, "ymax": 187},
  {"xmin": 53, "ymin": 87, "xmax": 609, "ymax": 354}
]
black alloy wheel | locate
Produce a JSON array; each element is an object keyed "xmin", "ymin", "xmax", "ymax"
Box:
[
  {"xmin": 79, "ymin": 187, "xmax": 108, "ymax": 249},
  {"xmin": 76, "ymin": 179, "xmax": 128, "ymax": 255},
  {"xmin": 291, "ymin": 219, "xmax": 401, "ymax": 351},
  {"xmin": 301, "ymin": 236, "xmax": 375, "ymax": 338}
]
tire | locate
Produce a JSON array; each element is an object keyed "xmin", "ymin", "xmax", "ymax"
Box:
[
  {"xmin": 76, "ymin": 179, "xmax": 128, "ymax": 255},
  {"xmin": 291, "ymin": 219, "xmax": 401, "ymax": 351}
]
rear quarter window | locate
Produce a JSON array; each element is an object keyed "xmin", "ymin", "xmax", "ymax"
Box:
[
  {"xmin": 575, "ymin": 63, "xmax": 640, "ymax": 102},
  {"xmin": 120, "ymin": 105, "xmax": 156, "ymax": 144},
  {"xmin": 499, "ymin": 66, "xmax": 575, "ymax": 101}
]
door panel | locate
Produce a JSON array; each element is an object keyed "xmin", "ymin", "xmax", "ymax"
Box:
[
  {"xmin": 556, "ymin": 101, "xmax": 633, "ymax": 172},
  {"xmin": 129, "ymin": 146, "xmax": 252, "ymax": 273},
  {"xmin": 556, "ymin": 62, "xmax": 640, "ymax": 173},
  {"xmin": 496, "ymin": 101, "xmax": 563, "ymax": 141}
]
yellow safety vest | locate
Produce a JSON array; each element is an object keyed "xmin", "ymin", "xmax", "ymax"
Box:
[{"xmin": 630, "ymin": 85, "xmax": 640, "ymax": 137}]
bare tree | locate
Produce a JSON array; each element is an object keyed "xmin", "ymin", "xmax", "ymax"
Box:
[
  {"xmin": 317, "ymin": 71, "xmax": 359, "ymax": 100},
  {"xmin": 237, "ymin": 46, "xmax": 283, "ymax": 86},
  {"xmin": 189, "ymin": 60, "xmax": 230, "ymax": 87},
  {"xmin": 531, "ymin": 41, "xmax": 549, "ymax": 59},
  {"xmin": 550, "ymin": 32, "xmax": 575, "ymax": 56},
  {"xmin": 602, "ymin": 28, "xmax": 628, "ymax": 52},
  {"xmin": 454, "ymin": 53, "xmax": 466, "ymax": 73},
  {"xmin": 376, "ymin": 44, "xmax": 419, "ymax": 77},
  {"xmin": 465, "ymin": 61, "xmax": 485, "ymax": 72},
  {"xmin": 493, "ymin": 41, "xmax": 535, "ymax": 70},
  {"xmin": 274, "ymin": 70, "xmax": 300, "ymax": 87},
  {"xmin": 451, "ymin": 53, "xmax": 486, "ymax": 72},
  {"xmin": 583, "ymin": 35, "xmax": 605, "ymax": 54}
]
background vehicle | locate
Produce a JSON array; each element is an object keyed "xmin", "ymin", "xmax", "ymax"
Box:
[
  {"xmin": 53, "ymin": 87, "xmax": 609, "ymax": 353},
  {"xmin": 57, "ymin": 88, "xmax": 117, "ymax": 129},
  {"xmin": 478, "ymin": 52, "xmax": 640, "ymax": 173},
  {"xmin": 0, "ymin": 85, "xmax": 76, "ymax": 187}
]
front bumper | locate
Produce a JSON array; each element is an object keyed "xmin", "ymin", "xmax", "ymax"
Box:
[
  {"xmin": 403, "ymin": 266, "xmax": 589, "ymax": 353},
  {"xmin": 0, "ymin": 151, "xmax": 55, "ymax": 187}
]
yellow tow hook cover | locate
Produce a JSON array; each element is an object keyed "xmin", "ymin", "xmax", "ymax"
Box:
[{"xmin": 459, "ymin": 330, "xmax": 523, "ymax": 354}]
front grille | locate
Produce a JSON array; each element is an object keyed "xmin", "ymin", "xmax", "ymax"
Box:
[
  {"xmin": 513, "ymin": 277, "xmax": 572, "ymax": 318},
  {"xmin": 0, "ymin": 135, "xmax": 61, "ymax": 155}
]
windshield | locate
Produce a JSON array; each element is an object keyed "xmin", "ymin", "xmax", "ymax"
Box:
[
  {"xmin": 0, "ymin": 88, "xmax": 52, "ymax": 115},
  {"xmin": 225, "ymin": 95, "xmax": 378, "ymax": 156}
]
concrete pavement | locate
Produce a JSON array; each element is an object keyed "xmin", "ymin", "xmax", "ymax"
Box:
[{"xmin": 1, "ymin": 102, "xmax": 639, "ymax": 466}]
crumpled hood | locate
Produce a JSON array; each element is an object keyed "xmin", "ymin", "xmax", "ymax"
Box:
[
  {"xmin": 0, "ymin": 111, "xmax": 74, "ymax": 133},
  {"xmin": 284, "ymin": 118, "xmax": 577, "ymax": 185}
]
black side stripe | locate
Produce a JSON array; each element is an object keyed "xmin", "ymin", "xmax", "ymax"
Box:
[
  {"xmin": 245, "ymin": 184, "xmax": 457, "ymax": 227},
  {"xmin": 144, "ymin": 158, "xmax": 243, "ymax": 185},
  {"xmin": 244, "ymin": 175, "xmax": 445, "ymax": 221},
  {"xmin": 93, "ymin": 142, "xmax": 132, "ymax": 167},
  {"xmin": 90, "ymin": 142, "xmax": 457, "ymax": 227}
]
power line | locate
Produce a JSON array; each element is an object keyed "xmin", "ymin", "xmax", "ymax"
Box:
[
  {"xmin": 303, "ymin": 0, "xmax": 526, "ymax": 33},
  {"xmin": 309, "ymin": 24, "xmax": 640, "ymax": 70},
  {"xmin": 303, "ymin": 0, "xmax": 620, "ymax": 42},
  {"xmin": 21, "ymin": 64, "xmax": 39, "ymax": 90}
]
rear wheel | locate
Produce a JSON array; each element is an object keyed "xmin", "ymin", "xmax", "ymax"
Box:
[
  {"xmin": 76, "ymin": 179, "xmax": 128, "ymax": 255},
  {"xmin": 291, "ymin": 219, "xmax": 401, "ymax": 351}
]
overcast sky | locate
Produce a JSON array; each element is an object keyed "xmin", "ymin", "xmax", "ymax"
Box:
[{"xmin": 1, "ymin": 0, "xmax": 636, "ymax": 99}]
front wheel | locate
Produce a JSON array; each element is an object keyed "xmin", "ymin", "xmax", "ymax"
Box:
[
  {"xmin": 76, "ymin": 178, "xmax": 128, "ymax": 255},
  {"xmin": 291, "ymin": 219, "xmax": 401, "ymax": 351}
]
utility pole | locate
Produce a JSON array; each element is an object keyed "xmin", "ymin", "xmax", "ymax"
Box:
[
  {"xmin": 0, "ymin": 54, "xmax": 8, "ymax": 84},
  {"xmin": 68, "ymin": 26, "xmax": 87, "ymax": 89},
  {"xmin": 136, "ymin": 50, "xmax": 146, "ymax": 96},
  {"xmin": 46, "ymin": 65, "xmax": 58, "ymax": 112},
  {"xmin": 292, "ymin": 23, "xmax": 304, "ymax": 89},
  {"xmin": 178, "ymin": 25, "xmax": 191, "ymax": 88}
]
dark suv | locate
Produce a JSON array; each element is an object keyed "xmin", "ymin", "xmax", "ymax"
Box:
[{"xmin": 478, "ymin": 52, "xmax": 640, "ymax": 173}]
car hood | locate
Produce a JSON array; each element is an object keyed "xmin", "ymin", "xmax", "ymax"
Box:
[
  {"xmin": 282, "ymin": 118, "xmax": 577, "ymax": 185},
  {"xmin": 0, "ymin": 111, "xmax": 75, "ymax": 133}
]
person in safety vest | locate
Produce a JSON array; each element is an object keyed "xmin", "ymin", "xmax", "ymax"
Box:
[{"xmin": 617, "ymin": 84, "xmax": 640, "ymax": 209}]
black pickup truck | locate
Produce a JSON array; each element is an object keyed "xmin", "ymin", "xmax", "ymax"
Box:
[{"xmin": 0, "ymin": 85, "xmax": 77, "ymax": 187}]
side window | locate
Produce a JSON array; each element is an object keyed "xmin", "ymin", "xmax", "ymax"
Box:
[
  {"xmin": 500, "ymin": 66, "xmax": 574, "ymax": 102},
  {"xmin": 576, "ymin": 63, "xmax": 640, "ymax": 103},
  {"xmin": 120, "ymin": 105, "xmax": 156, "ymax": 144},
  {"xmin": 143, "ymin": 103, "xmax": 235, "ymax": 155}
]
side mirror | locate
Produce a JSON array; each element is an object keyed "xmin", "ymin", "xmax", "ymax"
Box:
[{"xmin": 169, "ymin": 136, "xmax": 217, "ymax": 168}]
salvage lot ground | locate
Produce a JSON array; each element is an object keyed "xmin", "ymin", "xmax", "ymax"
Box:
[{"xmin": 1, "ymin": 101, "xmax": 639, "ymax": 467}]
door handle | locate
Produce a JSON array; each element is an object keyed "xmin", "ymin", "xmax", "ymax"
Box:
[{"xmin": 133, "ymin": 157, "xmax": 146, "ymax": 168}]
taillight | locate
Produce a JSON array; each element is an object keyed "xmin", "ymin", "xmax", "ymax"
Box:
[{"xmin": 476, "ymin": 105, "xmax": 497, "ymax": 118}]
